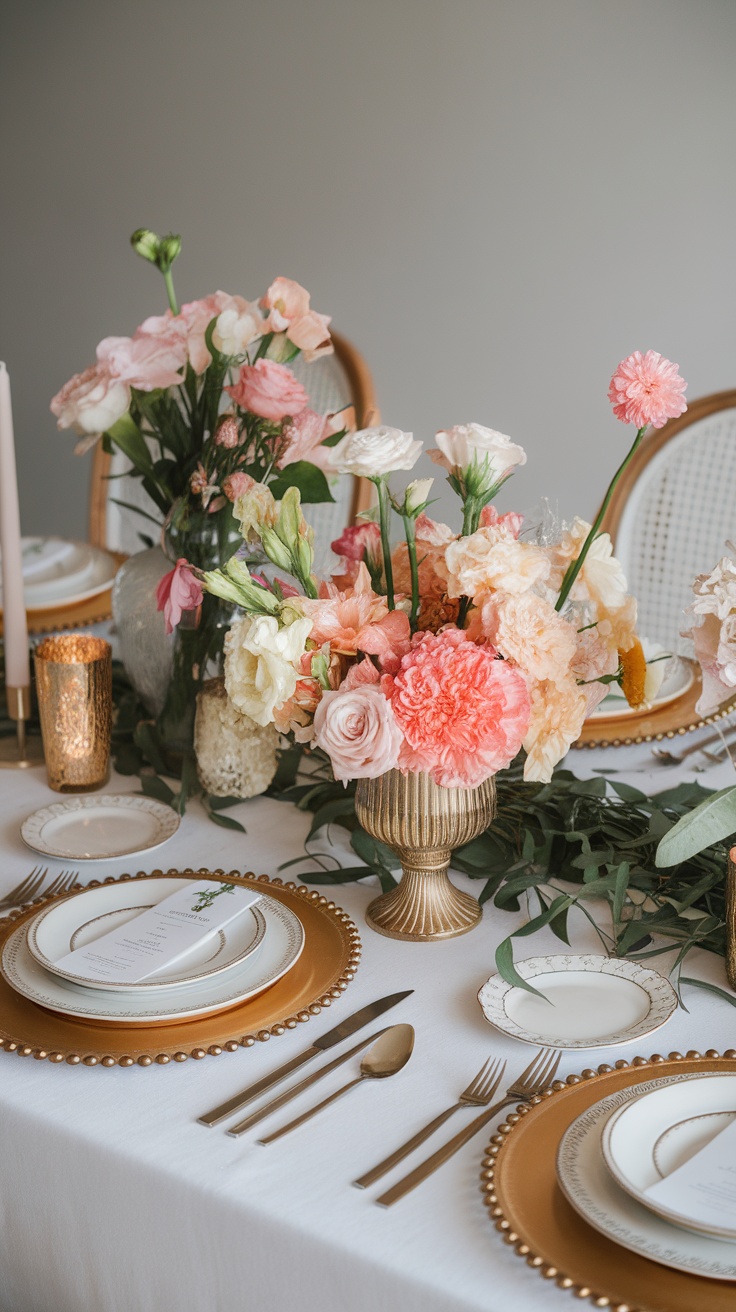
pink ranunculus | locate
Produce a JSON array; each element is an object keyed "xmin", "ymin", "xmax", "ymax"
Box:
[
  {"xmin": 331, "ymin": 521, "xmax": 382, "ymax": 562},
  {"xmin": 313, "ymin": 683, "xmax": 402, "ymax": 783},
  {"xmin": 227, "ymin": 359, "xmax": 309, "ymax": 423},
  {"xmin": 386, "ymin": 629, "xmax": 530, "ymax": 788},
  {"xmin": 222, "ymin": 471, "xmax": 256, "ymax": 503},
  {"xmin": 50, "ymin": 364, "xmax": 130, "ymax": 435},
  {"xmin": 608, "ymin": 350, "xmax": 687, "ymax": 430},
  {"xmin": 479, "ymin": 505, "xmax": 524, "ymax": 538},
  {"xmin": 298, "ymin": 562, "xmax": 410, "ymax": 665},
  {"xmin": 278, "ymin": 408, "xmax": 332, "ymax": 469},
  {"xmin": 155, "ymin": 558, "xmax": 204, "ymax": 635}
]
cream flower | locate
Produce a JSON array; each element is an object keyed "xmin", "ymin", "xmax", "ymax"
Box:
[
  {"xmin": 328, "ymin": 426, "xmax": 422, "ymax": 478},
  {"xmin": 523, "ymin": 676, "xmax": 588, "ymax": 782},
  {"xmin": 474, "ymin": 591, "xmax": 577, "ymax": 682},
  {"xmin": 445, "ymin": 526, "xmax": 550, "ymax": 600},
  {"xmin": 224, "ymin": 613, "xmax": 313, "ymax": 727},
  {"xmin": 212, "ymin": 302, "xmax": 263, "ymax": 356},
  {"xmin": 549, "ymin": 518, "xmax": 628, "ymax": 611},
  {"xmin": 429, "ymin": 423, "xmax": 526, "ymax": 494},
  {"xmin": 233, "ymin": 483, "xmax": 278, "ymax": 545}
]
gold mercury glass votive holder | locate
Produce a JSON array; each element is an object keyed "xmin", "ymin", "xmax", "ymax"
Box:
[{"xmin": 34, "ymin": 634, "xmax": 112, "ymax": 792}]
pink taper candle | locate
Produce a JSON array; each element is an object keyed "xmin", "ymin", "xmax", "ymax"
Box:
[{"xmin": 0, "ymin": 362, "xmax": 31, "ymax": 699}]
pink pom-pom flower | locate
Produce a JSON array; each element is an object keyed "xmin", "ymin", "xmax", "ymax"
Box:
[{"xmin": 608, "ymin": 350, "xmax": 687, "ymax": 430}]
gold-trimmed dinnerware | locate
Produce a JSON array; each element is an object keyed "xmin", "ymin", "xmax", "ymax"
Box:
[
  {"xmin": 0, "ymin": 538, "xmax": 117, "ymax": 610},
  {"xmin": 26, "ymin": 876, "xmax": 268, "ymax": 992},
  {"xmin": 482, "ymin": 1052, "xmax": 736, "ymax": 1311},
  {"xmin": 0, "ymin": 870, "xmax": 360, "ymax": 1065},
  {"xmin": 3, "ymin": 894, "xmax": 301, "ymax": 1023},
  {"xmin": 575, "ymin": 658, "xmax": 736, "ymax": 748},
  {"xmin": 21, "ymin": 795, "xmax": 180, "ymax": 861},
  {"xmin": 477, "ymin": 953, "xmax": 677, "ymax": 1049},
  {"xmin": 600, "ymin": 1072, "xmax": 736, "ymax": 1241}
]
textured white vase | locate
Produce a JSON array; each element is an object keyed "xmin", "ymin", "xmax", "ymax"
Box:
[{"xmin": 111, "ymin": 548, "xmax": 174, "ymax": 715}]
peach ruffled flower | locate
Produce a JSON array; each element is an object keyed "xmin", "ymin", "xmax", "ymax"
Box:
[
  {"xmin": 522, "ymin": 676, "xmax": 588, "ymax": 783},
  {"xmin": 479, "ymin": 505, "xmax": 524, "ymax": 538},
  {"xmin": 445, "ymin": 525, "xmax": 550, "ymax": 601},
  {"xmin": 228, "ymin": 359, "xmax": 309, "ymax": 423},
  {"xmin": 155, "ymin": 559, "xmax": 203, "ymax": 635},
  {"xmin": 572, "ymin": 624, "xmax": 620, "ymax": 716},
  {"xmin": 392, "ymin": 516, "xmax": 459, "ymax": 632},
  {"xmin": 261, "ymin": 277, "xmax": 333, "ymax": 362},
  {"xmin": 297, "ymin": 562, "xmax": 410, "ymax": 666},
  {"xmin": 313, "ymin": 684, "xmax": 402, "ymax": 782},
  {"xmin": 608, "ymin": 350, "xmax": 687, "ymax": 430},
  {"xmin": 385, "ymin": 629, "xmax": 530, "ymax": 788},
  {"xmin": 469, "ymin": 591, "xmax": 577, "ymax": 683}
]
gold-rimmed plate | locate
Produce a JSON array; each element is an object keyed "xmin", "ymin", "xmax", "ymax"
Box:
[{"xmin": 575, "ymin": 659, "xmax": 736, "ymax": 748}]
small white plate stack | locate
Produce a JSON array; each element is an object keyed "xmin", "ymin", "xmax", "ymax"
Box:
[{"xmin": 0, "ymin": 537, "xmax": 118, "ymax": 611}]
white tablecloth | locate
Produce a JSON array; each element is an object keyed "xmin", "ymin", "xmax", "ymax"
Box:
[{"xmin": 1, "ymin": 740, "xmax": 735, "ymax": 1312}]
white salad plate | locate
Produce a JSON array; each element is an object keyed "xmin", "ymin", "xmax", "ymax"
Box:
[
  {"xmin": 26, "ymin": 877, "xmax": 268, "ymax": 992},
  {"xmin": 0, "ymin": 537, "xmax": 118, "ymax": 609},
  {"xmin": 556, "ymin": 1073, "xmax": 736, "ymax": 1280},
  {"xmin": 588, "ymin": 648, "xmax": 692, "ymax": 721},
  {"xmin": 21, "ymin": 796, "xmax": 181, "ymax": 861},
  {"xmin": 477, "ymin": 954, "xmax": 678, "ymax": 1049},
  {"xmin": 1, "ymin": 896, "xmax": 304, "ymax": 1023},
  {"xmin": 601, "ymin": 1073, "xmax": 736, "ymax": 1241}
]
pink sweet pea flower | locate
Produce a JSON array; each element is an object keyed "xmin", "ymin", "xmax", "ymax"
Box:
[
  {"xmin": 261, "ymin": 277, "xmax": 333, "ymax": 362},
  {"xmin": 608, "ymin": 351, "xmax": 687, "ymax": 429},
  {"xmin": 155, "ymin": 559, "xmax": 204, "ymax": 634},
  {"xmin": 277, "ymin": 408, "xmax": 333, "ymax": 469},
  {"xmin": 227, "ymin": 359, "xmax": 309, "ymax": 423}
]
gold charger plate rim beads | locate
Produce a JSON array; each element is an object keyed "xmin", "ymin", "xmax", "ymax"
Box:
[
  {"xmin": 0, "ymin": 869, "xmax": 361, "ymax": 1068},
  {"xmin": 574, "ymin": 662, "xmax": 736, "ymax": 748},
  {"xmin": 480, "ymin": 1051, "xmax": 736, "ymax": 1312}
]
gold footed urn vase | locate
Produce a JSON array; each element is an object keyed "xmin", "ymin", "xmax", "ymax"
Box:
[{"xmin": 355, "ymin": 770, "xmax": 496, "ymax": 942}]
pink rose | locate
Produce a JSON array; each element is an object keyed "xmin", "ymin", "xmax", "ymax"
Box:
[
  {"xmin": 51, "ymin": 365, "xmax": 130, "ymax": 435},
  {"xmin": 97, "ymin": 331, "xmax": 186, "ymax": 391},
  {"xmin": 313, "ymin": 683, "xmax": 402, "ymax": 783},
  {"xmin": 155, "ymin": 558, "xmax": 204, "ymax": 635},
  {"xmin": 277, "ymin": 408, "xmax": 332, "ymax": 469},
  {"xmin": 227, "ymin": 359, "xmax": 309, "ymax": 422},
  {"xmin": 222, "ymin": 472, "xmax": 256, "ymax": 502}
]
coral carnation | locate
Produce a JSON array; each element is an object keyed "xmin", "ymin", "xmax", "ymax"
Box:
[
  {"xmin": 608, "ymin": 350, "xmax": 687, "ymax": 430},
  {"xmin": 387, "ymin": 629, "xmax": 530, "ymax": 788}
]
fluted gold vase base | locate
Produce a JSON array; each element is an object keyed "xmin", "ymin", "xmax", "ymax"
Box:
[{"xmin": 356, "ymin": 770, "xmax": 496, "ymax": 944}]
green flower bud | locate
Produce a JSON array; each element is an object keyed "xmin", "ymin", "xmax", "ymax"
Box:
[
  {"xmin": 295, "ymin": 533, "xmax": 314, "ymax": 581},
  {"xmin": 223, "ymin": 558, "xmax": 279, "ymax": 613},
  {"xmin": 130, "ymin": 229, "xmax": 161, "ymax": 263},
  {"xmin": 201, "ymin": 569, "xmax": 246, "ymax": 607},
  {"xmin": 157, "ymin": 233, "xmax": 182, "ymax": 270},
  {"xmin": 310, "ymin": 651, "xmax": 331, "ymax": 689},
  {"xmin": 260, "ymin": 525, "xmax": 293, "ymax": 573},
  {"xmin": 276, "ymin": 486, "xmax": 302, "ymax": 549}
]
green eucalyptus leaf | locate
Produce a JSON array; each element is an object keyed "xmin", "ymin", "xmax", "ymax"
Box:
[{"xmin": 655, "ymin": 785, "xmax": 736, "ymax": 867}]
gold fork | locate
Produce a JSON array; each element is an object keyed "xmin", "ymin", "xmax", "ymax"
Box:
[
  {"xmin": 0, "ymin": 867, "xmax": 78, "ymax": 913},
  {"xmin": 374, "ymin": 1047, "xmax": 561, "ymax": 1207},
  {"xmin": 354, "ymin": 1055, "xmax": 506, "ymax": 1189}
]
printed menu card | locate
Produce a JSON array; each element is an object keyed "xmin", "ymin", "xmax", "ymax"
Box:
[
  {"xmin": 645, "ymin": 1112, "xmax": 736, "ymax": 1230},
  {"xmin": 54, "ymin": 881, "xmax": 261, "ymax": 984}
]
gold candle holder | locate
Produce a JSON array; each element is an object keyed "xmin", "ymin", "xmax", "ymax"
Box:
[
  {"xmin": 34, "ymin": 635, "xmax": 112, "ymax": 792},
  {"xmin": 727, "ymin": 847, "xmax": 736, "ymax": 991}
]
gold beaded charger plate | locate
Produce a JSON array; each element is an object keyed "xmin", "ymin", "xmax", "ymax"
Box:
[
  {"xmin": 482, "ymin": 1054, "xmax": 736, "ymax": 1311},
  {"xmin": 0, "ymin": 870, "xmax": 360, "ymax": 1067},
  {"xmin": 575, "ymin": 661, "xmax": 736, "ymax": 749}
]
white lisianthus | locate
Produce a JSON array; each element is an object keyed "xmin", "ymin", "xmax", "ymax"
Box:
[
  {"xmin": 328, "ymin": 426, "xmax": 422, "ymax": 478},
  {"xmin": 403, "ymin": 478, "xmax": 434, "ymax": 516},
  {"xmin": 224, "ymin": 613, "xmax": 313, "ymax": 727},
  {"xmin": 50, "ymin": 365, "xmax": 130, "ymax": 435},
  {"xmin": 429, "ymin": 423, "xmax": 526, "ymax": 494},
  {"xmin": 212, "ymin": 303, "xmax": 263, "ymax": 356},
  {"xmin": 233, "ymin": 483, "xmax": 278, "ymax": 545}
]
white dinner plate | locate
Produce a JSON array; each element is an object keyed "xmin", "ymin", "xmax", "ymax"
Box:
[
  {"xmin": 21, "ymin": 796, "xmax": 180, "ymax": 861},
  {"xmin": 26, "ymin": 877, "xmax": 268, "ymax": 992},
  {"xmin": 1, "ymin": 895, "xmax": 304, "ymax": 1022},
  {"xmin": 556, "ymin": 1073, "xmax": 736, "ymax": 1280},
  {"xmin": 477, "ymin": 953, "xmax": 678, "ymax": 1049},
  {"xmin": 602, "ymin": 1074, "xmax": 736, "ymax": 1240},
  {"xmin": 587, "ymin": 652, "xmax": 693, "ymax": 721},
  {"xmin": 0, "ymin": 538, "xmax": 118, "ymax": 610}
]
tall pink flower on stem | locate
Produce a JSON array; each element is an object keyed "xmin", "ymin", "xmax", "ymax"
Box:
[
  {"xmin": 156, "ymin": 559, "xmax": 204, "ymax": 634},
  {"xmin": 608, "ymin": 350, "xmax": 687, "ymax": 430},
  {"xmin": 385, "ymin": 629, "xmax": 530, "ymax": 788}
]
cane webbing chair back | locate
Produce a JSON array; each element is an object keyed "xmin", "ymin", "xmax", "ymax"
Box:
[
  {"xmin": 600, "ymin": 390, "xmax": 736, "ymax": 654},
  {"xmin": 88, "ymin": 331, "xmax": 376, "ymax": 571}
]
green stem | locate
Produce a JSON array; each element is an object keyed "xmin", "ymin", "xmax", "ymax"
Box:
[
  {"xmin": 555, "ymin": 427, "xmax": 646, "ymax": 613},
  {"xmin": 162, "ymin": 267, "xmax": 179, "ymax": 316},
  {"xmin": 374, "ymin": 478, "xmax": 395, "ymax": 609},
  {"xmin": 462, "ymin": 495, "xmax": 481, "ymax": 537},
  {"xmin": 402, "ymin": 514, "xmax": 420, "ymax": 631}
]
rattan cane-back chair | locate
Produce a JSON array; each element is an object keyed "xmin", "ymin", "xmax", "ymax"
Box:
[
  {"xmin": 600, "ymin": 390, "xmax": 736, "ymax": 653},
  {"xmin": 88, "ymin": 330, "xmax": 376, "ymax": 570}
]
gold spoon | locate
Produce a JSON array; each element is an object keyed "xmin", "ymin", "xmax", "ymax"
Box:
[{"xmin": 257, "ymin": 1024, "xmax": 415, "ymax": 1145}]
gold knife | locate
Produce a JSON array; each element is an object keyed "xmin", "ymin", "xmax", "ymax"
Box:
[{"xmin": 198, "ymin": 990, "xmax": 413, "ymax": 1126}]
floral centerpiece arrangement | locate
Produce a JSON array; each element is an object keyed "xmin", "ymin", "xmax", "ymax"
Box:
[
  {"xmin": 195, "ymin": 349, "xmax": 687, "ymax": 937},
  {"xmin": 50, "ymin": 229, "xmax": 346, "ymax": 751}
]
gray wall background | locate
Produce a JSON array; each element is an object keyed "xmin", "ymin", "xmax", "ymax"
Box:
[{"xmin": 2, "ymin": 0, "xmax": 735, "ymax": 538}]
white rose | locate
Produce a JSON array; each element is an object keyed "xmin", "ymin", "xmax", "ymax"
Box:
[
  {"xmin": 429, "ymin": 423, "xmax": 526, "ymax": 492},
  {"xmin": 328, "ymin": 426, "xmax": 422, "ymax": 478},
  {"xmin": 224, "ymin": 613, "xmax": 313, "ymax": 726},
  {"xmin": 50, "ymin": 365, "xmax": 130, "ymax": 435},
  {"xmin": 212, "ymin": 303, "xmax": 263, "ymax": 356}
]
